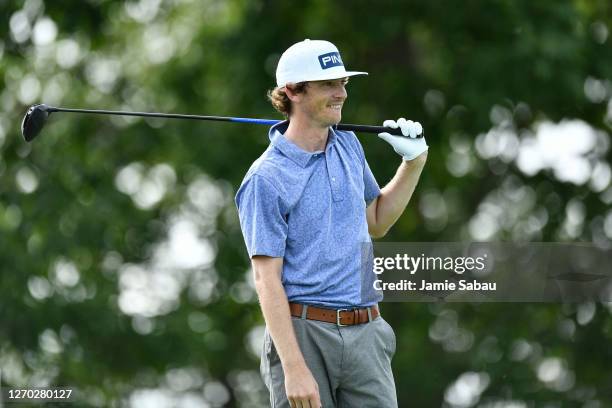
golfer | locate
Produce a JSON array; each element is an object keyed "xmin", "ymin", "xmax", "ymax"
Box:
[{"xmin": 236, "ymin": 39, "xmax": 428, "ymax": 408}]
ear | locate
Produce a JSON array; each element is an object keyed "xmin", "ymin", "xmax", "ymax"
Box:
[{"xmin": 284, "ymin": 84, "xmax": 302, "ymax": 103}]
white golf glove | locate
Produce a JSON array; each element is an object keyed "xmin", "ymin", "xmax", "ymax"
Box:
[{"xmin": 378, "ymin": 118, "xmax": 428, "ymax": 161}]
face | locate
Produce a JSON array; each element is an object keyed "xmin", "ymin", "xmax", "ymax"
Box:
[{"xmin": 292, "ymin": 78, "xmax": 348, "ymax": 127}]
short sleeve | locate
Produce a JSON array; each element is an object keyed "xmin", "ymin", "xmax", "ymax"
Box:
[
  {"xmin": 363, "ymin": 157, "xmax": 381, "ymax": 206},
  {"xmin": 345, "ymin": 131, "xmax": 381, "ymax": 206},
  {"xmin": 235, "ymin": 174, "xmax": 288, "ymax": 258},
  {"xmin": 349, "ymin": 133, "xmax": 380, "ymax": 205}
]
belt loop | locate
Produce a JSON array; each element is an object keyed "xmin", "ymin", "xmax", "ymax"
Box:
[
  {"xmin": 300, "ymin": 304, "xmax": 308, "ymax": 319},
  {"xmin": 367, "ymin": 307, "xmax": 373, "ymax": 322}
]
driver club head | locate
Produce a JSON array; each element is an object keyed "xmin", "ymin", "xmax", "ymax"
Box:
[{"xmin": 21, "ymin": 104, "xmax": 53, "ymax": 142}]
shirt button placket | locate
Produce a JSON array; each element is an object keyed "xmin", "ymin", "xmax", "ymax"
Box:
[{"xmin": 327, "ymin": 158, "xmax": 342, "ymax": 201}]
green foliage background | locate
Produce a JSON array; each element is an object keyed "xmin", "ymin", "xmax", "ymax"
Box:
[{"xmin": 1, "ymin": 0, "xmax": 612, "ymax": 406}]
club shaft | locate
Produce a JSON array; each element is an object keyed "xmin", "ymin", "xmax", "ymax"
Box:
[
  {"xmin": 50, "ymin": 107, "xmax": 418, "ymax": 136},
  {"xmin": 52, "ymin": 107, "xmax": 264, "ymax": 123}
]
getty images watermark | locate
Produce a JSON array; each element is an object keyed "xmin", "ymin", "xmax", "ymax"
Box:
[{"xmin": 360, "ymin": 243, "xmax": 612, "ymax": 302}]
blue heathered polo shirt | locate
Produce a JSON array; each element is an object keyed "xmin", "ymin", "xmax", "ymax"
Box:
[{"xmin": 235, "ymin": 121, "xmax": 382, "ymax": 308}]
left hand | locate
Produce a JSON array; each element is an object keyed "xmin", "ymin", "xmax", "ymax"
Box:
[{"xmin": 378, "ymin": 118, "xmax": 428, "ymax": 161}]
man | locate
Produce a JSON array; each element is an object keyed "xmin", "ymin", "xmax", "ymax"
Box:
[{"xmin": 235, "ymin": 39, "xmax": 428, "ymax": 408}]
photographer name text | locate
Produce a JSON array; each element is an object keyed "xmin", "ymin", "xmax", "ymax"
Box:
[{"xmin": 373, "ymin": 279, "xmax": 496, "ymax": 291}]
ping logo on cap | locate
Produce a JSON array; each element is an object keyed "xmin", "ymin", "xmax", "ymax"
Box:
[{"xmin": 318, "ymin": 52, "xmax": 343, "ymax": 69}]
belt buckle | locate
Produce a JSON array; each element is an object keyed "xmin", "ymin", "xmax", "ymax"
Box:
[{"xmin": 336, "ymin": 309, "xmax": 349, "ymax": 326}]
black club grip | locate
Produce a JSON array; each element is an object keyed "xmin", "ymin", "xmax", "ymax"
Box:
[{"xmin": 335, "ymin": 123, "xmax": 424, "ymax": 138}]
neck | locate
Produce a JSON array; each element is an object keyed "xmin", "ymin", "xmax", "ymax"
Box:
[{"xmin": 283, "ymin": 114, "xmax": 330, "ymax": 152}]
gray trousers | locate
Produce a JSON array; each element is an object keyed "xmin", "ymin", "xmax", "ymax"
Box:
[{"xmin": 261, "ymin": 314, "xmax": 398, "ymax": 407}]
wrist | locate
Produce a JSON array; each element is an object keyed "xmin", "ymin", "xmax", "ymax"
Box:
[
  {"xmin": 282, "ymin": 357, "xmax": 308, "ymax": 373},
  {"xmin": 402, "ymin": 150, "xmax": 428, "ymax": 163}
]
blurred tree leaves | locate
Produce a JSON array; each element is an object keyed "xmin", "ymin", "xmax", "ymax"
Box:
[{"xmin": 1, "ymin": 0, "xmax": 612, "ymax": 406}]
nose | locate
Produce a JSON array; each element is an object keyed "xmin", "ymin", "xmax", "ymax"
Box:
[{"xmin": 334, "ymin": 84, "xmax": 347, "ymax": 100}]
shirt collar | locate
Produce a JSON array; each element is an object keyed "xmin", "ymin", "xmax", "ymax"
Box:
[{"xmin": 268, "ymin": 121, "xmax": 339, "ymax": 168}]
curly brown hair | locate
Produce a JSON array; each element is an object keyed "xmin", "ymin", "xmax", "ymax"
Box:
[{"xmin": 267, "ymin": 82, "xmax": 308, "ymax": 117}]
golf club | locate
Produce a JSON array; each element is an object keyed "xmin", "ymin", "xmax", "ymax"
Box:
[{"xmin": 21, "ymin": 104, "xmax": 423, "ymax": 142}]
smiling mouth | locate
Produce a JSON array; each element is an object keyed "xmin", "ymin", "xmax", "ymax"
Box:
[{"xmin": 328, "ymin": 104, "xmax": 343, "ymax": 110}]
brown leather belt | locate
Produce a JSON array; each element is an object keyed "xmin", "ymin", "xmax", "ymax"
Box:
[{"xmin": 289, "ymin": 302, "xmax": 379, "ymax": 326}]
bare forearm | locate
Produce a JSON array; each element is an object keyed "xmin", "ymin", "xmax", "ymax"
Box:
[
  {"xmin": 372, "ymin": 152, "xmax": 427, "ymax": 236},
  {"xmin": 254, "ymin": 263, "xmax": 306, "ymax": 371},
  {"xmin": 252, "ymin": 257, "xmax": 321, "ymax": 405}
]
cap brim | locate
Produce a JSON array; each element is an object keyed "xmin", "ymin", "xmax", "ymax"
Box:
[
  {"xmin": 344, "ymin": 71, "xmax": 368, "ymax": 77},
  {"xmin": 282, "ymin": 71, "xmax": 368, "ymax": 87},
  {"xmin": 308, "ymin": 71, "xmax": 368, "ymax": 81}
]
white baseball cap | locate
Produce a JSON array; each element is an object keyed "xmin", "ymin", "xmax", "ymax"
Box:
[{"xmin": 275, "ymin": 39, "xmax": 368, "ymax": 88}]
